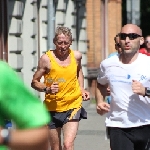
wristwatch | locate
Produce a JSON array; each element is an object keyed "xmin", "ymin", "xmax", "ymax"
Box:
[
  {"xmin": 0, "ymin": 129, "xmax": 10, "ymax": 145},
  {"xmin": 145, "ymin": 87, "xmax": 150, "ymax": 96},
  {"xmin": 43, "ymin": 87, "xmax": 48, "ymax": 93}
]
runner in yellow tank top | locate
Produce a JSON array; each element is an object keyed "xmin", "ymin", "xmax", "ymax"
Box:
[
  {"xmin": 31, "ymin": 26, "xmax": 90, "ymax": 150},
  {"xmin": 44, "ymin": 49, "xmax": 82, "ymax": 112}
]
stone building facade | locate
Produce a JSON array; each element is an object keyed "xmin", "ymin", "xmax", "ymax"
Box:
[
  {"xmin": 86, "ymin": 0, "xmax": 122, "ymax": 98},
  {"xmin": 0, "ymin": 0, "xmax": 122, "ymax": 100}
]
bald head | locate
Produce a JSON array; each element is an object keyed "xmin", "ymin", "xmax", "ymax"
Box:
[
  {"xmin": 119, "ymin": 24, "xmax": 144, "ymax": 57},
  {"xmin": 121, "ymin": 24, "xmax": 142, "ymax": 36}
]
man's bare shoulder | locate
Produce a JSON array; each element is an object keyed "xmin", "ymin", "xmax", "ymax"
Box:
[
  {"xmin": 73, "ymin": 50, "xmax": 82, "ymax": 60},
  {"xmin": 40, "ymin": 53, "xmax": 50, "ymax": 62},
  {"xmin": 38, "ymin": 53, "xmax": 50, "ymax": 70}
]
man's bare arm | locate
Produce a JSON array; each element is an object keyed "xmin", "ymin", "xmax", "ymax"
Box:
[
  {"xmin": 74, "ymin": 51, "xmax": 84, "ymax": 90},
  {"xmin": 74, "ymin": 50, "xmax": 90, "ymax": 100},
  {"xmin": 31, "ymin": 54, "xmax": 50, "ymax": 92},
  {"xmin": 0, "ymin": 126, "xmax": 49, "ymax": 150},
  {"xmin": 95, "ymin": 82, "xmax": 107, "ymax": 104},
  {"xmin": 95, "ymin": 82, "xmax": 110, "ymax": 115}
]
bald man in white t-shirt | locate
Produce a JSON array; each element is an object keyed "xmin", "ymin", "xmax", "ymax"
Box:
[{"xmin": 96, "ymin": 24, "xmax": 150, "ymax": 150}]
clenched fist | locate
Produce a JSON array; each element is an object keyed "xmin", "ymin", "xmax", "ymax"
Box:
[
  {"xmin": 132, "ymin": 80, "xmax": 145, "ymax": 96},
  {"xmin": 96, "ymin": 102, "xmax": 110, "ymax": 115}
]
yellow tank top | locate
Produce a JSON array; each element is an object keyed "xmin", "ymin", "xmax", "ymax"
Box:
[{"xmin": 43, "ymin": 49, "xmax": 82, "ymax": 112}]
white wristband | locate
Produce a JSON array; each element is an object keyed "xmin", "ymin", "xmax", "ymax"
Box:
[{"xmin": 0, "ymin": 129, "xmax": 10, "ymax": 145}]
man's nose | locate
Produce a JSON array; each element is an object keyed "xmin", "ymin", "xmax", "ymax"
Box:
[
  {"xmin": 61, "ymin": 43, "xmax": 65, "ymax": 48},
  {"xmin": 125, "ymin": 36, "xmax": 130, "ymax": 43}
]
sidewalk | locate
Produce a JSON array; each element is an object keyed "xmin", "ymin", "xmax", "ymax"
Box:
[{"xmin": 74, "ymin": 102, "xmax": 110, "ymax": 150}]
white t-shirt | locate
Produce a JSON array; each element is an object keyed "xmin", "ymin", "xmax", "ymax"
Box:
[{"xmin": 97, "ymin": 53, "xmax": 150, "ymax": 128}]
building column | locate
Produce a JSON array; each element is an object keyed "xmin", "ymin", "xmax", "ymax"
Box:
[
  {"xmin": 0, "ymin": 0, "xmax": 8, "ymax": 61},
  {"xmin": 107, "ymin": 0, "xmax": 122, "ymax": 55}
]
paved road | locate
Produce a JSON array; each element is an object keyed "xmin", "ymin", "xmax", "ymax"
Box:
[{"xmin": 74, "ymin": 103, "xmax": 110, "ymax": 150}]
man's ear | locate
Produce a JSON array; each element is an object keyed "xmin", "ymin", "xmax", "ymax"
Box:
[{"xmin": 140, "ymin": 37, "xmax": 144, "ymax": 45}]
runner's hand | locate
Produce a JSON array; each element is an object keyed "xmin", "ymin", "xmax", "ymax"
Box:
[
  {"xmin": 132, "ymin": 80, "xmax": 145, "ymax": 96},
  {"xmin": 46, "ymin": 82, "xmax": 59, "ymax": 94},
  {"xmin": 81, "ymin": 89, "xmax": 90, "ymax": 101},
  {"xmin": 96, "ymin": 102, "xmax": 110, "ymax": 115}
]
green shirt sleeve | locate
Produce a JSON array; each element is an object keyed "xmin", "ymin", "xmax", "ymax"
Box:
[{"xmin": 0, "ymin": 61, "xmax": 50, "ymax": 129}]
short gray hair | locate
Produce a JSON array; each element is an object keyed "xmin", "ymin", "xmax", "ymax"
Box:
[{"xmin": 53, "ymin": 26, "xmax": 72, "ymax": 41}]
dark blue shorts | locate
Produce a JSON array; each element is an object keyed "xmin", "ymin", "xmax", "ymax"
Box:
[{"xmin": 48, "ymin": 107, "xmax": 87, "ymax": 129}]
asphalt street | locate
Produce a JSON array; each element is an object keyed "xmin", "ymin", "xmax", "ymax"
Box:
[{"xmin": 74, "ymin": 102, "xmax": 110, "ymax": 150}]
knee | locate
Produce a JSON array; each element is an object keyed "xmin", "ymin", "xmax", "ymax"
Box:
[{"xmin": 63, "ymin": 141, "xmax": 73, "ymax": 150}]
